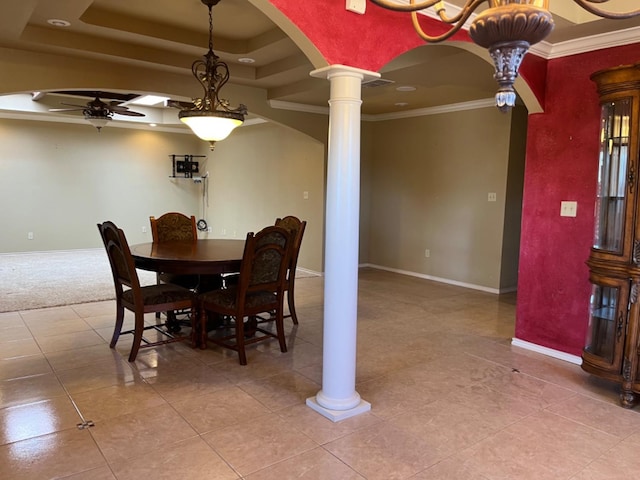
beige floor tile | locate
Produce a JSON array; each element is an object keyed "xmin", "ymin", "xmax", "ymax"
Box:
[
  {"xmin": 19, "ymin": 306, "xmax": 81, "ymax": 324},
  {"xmin": 90, "ymin": 403, "xmax": 198, "ymax": 463},
  {"xmin": 56, "ymin": 358, "xmax": 140, "ymax": 394},
  {"xmin": 0, "ymin": 354, "xmax": 52, "ymax": 380},
  {"xmin": 70, "ymin": 381, "xmax": 167, "ymax": 423},
  {"xmin": 172, "ymin": 385, "xmax": 271, "ymax": 434},
  {"xmin": 202, "ymin": 413, "xmax": 317, "ymax": 476},
  {"xmin": 238, "ymin": 371, "xmax": 320, "ymax": 410},
  {"xmin": 71, "ymin": 300, "xmax": 116, "ymax": 318},
  {"xmin": 62, "ymin": 466, "xmax": 118, "ymax": 479},
  {"xmin": 459, "ymin": 410, "xmax": 621, "ymax": 480},
  {"xmin": 28, "ymin": 317, "xmax": 93, "ymax": 339},
  {"xmin": 0, "ymin": 325, "xmax": 32, "ymax": 342},
  {"xmin": 143, "ymin": 363, "xmax": 232, "ymax": 403},
  {"xmin": 246, "ymin": 446, "xmax": 365, "ymax": 479},
  {"xmin": 545, "ymin": 392, "xmax": 640, "ymax": 438},
  {"xmin": 35, "ymin": 329, "xmax": 106, "ymax": 353},
  {"xmin": 275, "ymin": 403, "xmax": 382, "ymax": 445},
  {"xmin": 0, "ymin": 428, "xmax": 107, "ymax": 480},
  {"xmin": 4, "ymin": 269, "xmax": 640, "ymax": 480},
  {"xmin": 411, "ymin": 457, "xmax": 492, "ymax": 479},
  {"xmin": 0, "ymin": 338, "xmax": 42, "ymax": 360},
  {"xmin": 0, "ymin": 395, "xmax": 81, "ymax": 445},
  {"xmin": 324, "ymin": 422, "xmax": 440, "ymax": 480},
  {"xmin": 111, "ymin": 436, "xmax": 239, "ymax": 480},
  {"xmin": 0, "ymin": 372, "xmax": 67, "ymax": 409},
  {"xmin": 44, "ymin": 343, "xmax": 123, "ymax": 371},
  {"xmin": 0, "ymin": 312, "xmax": 24, "ymax": 327}
]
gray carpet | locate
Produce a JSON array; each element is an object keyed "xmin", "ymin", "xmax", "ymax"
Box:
[{"xmin": 0, "ymin": 249, "xmax": 156, "ymax": 313}]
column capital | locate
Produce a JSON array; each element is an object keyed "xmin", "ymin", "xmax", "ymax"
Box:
[{"xmin": 310, "ymin": 64, "xmax": 380, "ymax": 83}]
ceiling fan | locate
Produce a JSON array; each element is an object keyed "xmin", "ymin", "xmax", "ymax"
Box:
[{"xmin": 50, "ymin": 95, "xmax": 145, "ymax": 131}]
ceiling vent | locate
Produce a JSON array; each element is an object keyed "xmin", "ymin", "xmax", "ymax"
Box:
[{"xmin": 362, "ymin": 78, "xmax": 395, "ymax": 88}]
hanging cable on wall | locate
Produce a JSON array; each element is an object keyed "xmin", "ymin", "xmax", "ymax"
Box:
[{"xmin": 196, "ymin": 172, "xmax": 209, "ymax": 231}]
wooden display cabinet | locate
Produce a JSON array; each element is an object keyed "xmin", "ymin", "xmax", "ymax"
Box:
[{"xmin": 583, "ymin": 63, "xmax": 640, "ymax": 408}]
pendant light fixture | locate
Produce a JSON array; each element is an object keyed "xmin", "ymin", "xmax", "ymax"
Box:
[
  {"xmin": 178, "ymin": 0, "xmax": 247, "ymax": 149},
  {"xmin": 368, "ymin": 0, "xmax": 640, "ymax": 112}
]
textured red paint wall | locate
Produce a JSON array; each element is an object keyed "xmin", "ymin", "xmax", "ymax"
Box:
[{"xmin": 516, "ymin": 43, "xmax": 640, "ymax": 356}]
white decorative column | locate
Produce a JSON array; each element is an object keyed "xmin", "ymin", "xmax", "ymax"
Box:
[{"xmin": 306, "ymin": 65, "xmax": 380, "ymax": 422}]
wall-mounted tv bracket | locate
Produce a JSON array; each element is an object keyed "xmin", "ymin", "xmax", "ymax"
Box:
[{"xmin": 169, "ymin": 154, "xmax": 206, "ymax": 178}]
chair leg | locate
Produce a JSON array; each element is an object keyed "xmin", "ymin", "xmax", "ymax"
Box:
[
  {"xmin": 235, "ymin": 316, "xmax": 247, "ymax": 365},
  {"xmin": 128, "ymin": 311, "xmax": 145, "ymax": 362},
  {"xmin": 287, "ymin": 285, "xmax": 299, "ymax": 325},
  {"xmin": 110, "ymin": 304, "xmax": 125, "ymax": 348},
  {"xmin": 276, "ymin": 310, "xmax": 287, "ymax": 353}
]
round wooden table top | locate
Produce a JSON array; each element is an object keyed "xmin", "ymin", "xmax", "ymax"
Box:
[{"xmin": 130, "ymin": 239, "xmax": 245, "ymax": 275}]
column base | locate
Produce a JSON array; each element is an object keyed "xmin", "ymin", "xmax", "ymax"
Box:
[{"xmin": 306, "ymin": 396, "xmax": 371, "ymax": 422}]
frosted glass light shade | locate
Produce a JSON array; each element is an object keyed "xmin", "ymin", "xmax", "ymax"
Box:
[
  {"xmin": 180, "ymin": 114, "xmax": 243, "ymax": 142},
  {"xmin": 86, "ymin": 116, "xmax": 110, "ymax": 130}
]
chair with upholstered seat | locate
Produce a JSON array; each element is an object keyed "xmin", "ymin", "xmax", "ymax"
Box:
[
  {"xmin": 198, "ymin": 225, "xmax": 292, "ymax": 365},
  {"xmin": 275, "ymin": 216, "xmax": 307, "ymax": 325},
  {"xmin": 97, "ymin": 221, "xmax": 196, "ymax": 362}
]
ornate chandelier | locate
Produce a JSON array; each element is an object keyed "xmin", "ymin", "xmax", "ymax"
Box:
[
  {"xmin": 368, "ymin": 0, "xmax": 640, "ymax": 111},
  {"xmin": 177, "ymin": 0, "xmax": 247, "ymax": 149}
]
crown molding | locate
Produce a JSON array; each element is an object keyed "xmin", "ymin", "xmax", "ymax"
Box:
[
  {"xmin": 268, "ymin": 99, "xmax": 329, "ymax": 115},
  {"xmin": 363, "ymin": 98, "xmax": 495, "ymax": 121}
]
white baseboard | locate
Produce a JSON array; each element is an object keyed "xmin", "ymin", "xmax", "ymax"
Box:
[
  {"xmin": 511, "ymin": 338, "xmax": 582, "ymax": 365},
  {"xmin": 359, "ymin": 263, "xmax": 516, "ymax": 295}
]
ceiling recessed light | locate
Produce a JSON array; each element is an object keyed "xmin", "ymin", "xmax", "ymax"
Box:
[
  {"xmin": 238, "ymin": 57, "xmax": 255, "ymax": 64},
  {"xmin": 396, "ymin": 86, "xmax": 416, "ymax": 92},
  {"xmin": 47, "ymin": 19, "xmax": 70, "ymax": 27},
  {"xmin": 395, "ymin": 102, "xmax": 409, "ymax": 107}
]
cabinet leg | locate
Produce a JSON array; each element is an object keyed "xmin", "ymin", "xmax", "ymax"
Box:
[{"xmin": 620, "ymin": 389, "xmax": 636, "ymax": 408}]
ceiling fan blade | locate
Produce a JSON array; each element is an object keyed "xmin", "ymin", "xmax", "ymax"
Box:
[
  {"xmin": 49, "ymin": 107, "xmax": 83, "ymax": 112},
  {"xmin": 59, "ymin": 102, "xmax": 87, "ymax": 108},
  {"xmin": 113, "ymin": 110, "xmax": 145, "ymax": 117}
]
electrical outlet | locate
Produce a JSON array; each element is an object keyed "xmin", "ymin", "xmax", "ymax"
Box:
[
  {"xmin": 142, "ymin": 226, "xmax": 147, "ymax": 233},
  {"xmin": 303, "ymin": 191, "xmax": 309, "ymax": 200},
  {"xmin": 207, "ymin": 226, "xmax": 212, "ymax": 233},
  {"xmin": 488, "ymin": 192, "xmax": 497, "ymax": 202},
  {"xmin": 424, "ymin": 249, "xmax": 430, "ymax": 258},
  {"xmin": 27, "ymin": 232, "xmax": 34, "ymax": 240}
]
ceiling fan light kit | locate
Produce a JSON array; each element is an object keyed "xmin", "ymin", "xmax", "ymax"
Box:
[
  {"xmin": 175, "ymin": 0, "xmax": 247, "ymax": 150},
  {"xmin": 368, "ymin": 0, "xmax": 640, "ymax": 111}
]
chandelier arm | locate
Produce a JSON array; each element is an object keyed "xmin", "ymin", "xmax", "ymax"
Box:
[
  {"xmin": 369, "ymin": 0, "xmax": 448, "ymax": 12},
  {"xmin": 433, "ymin": 0, "xmax": 491, "ymax": 24},
  {"xmin": 408, "ymin": 0, "xmax": 485, "ymax": 42},
  {"xmin": 571, "ymin": 0, "xmax": 640, "ymax": 19}
]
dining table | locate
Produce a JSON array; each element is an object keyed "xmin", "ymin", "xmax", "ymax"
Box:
[{"xmin": 130, "ymin": 238, "xmax": 246, "ymax": 276}]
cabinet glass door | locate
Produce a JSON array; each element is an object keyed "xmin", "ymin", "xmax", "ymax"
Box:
[
  {"xmin": 593, "ymin": 99, "xmax": 631, "ymax": 254},
  {"xmin": 584, "ymin": 278, "xmax": 628, "ymax": 371}
]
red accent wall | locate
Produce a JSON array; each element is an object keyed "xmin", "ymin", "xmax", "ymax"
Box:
[{"xmin": 516, "ymin": 43, "xmax": 640, "ymax": 356}]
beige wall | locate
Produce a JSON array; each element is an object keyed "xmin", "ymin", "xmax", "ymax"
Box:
[
  {"xmin": 363, "ymin": 106, "xmax": 523, "ymax": 291},
  {"xmin": 0, "ymin": 118, "xmax": 326, "ymax": 274},
  {"xmin": 201, "ymin": 122, "xmax": 325, "ymax": 273}
]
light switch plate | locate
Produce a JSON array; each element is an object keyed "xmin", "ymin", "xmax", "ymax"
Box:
[
  {"xmin": 346, "ymin": 0, "xmax": 366, "ymax": 14},
  {"xmin": 560, "ymin": 201, "xmax": 577, "ymax": 217}
]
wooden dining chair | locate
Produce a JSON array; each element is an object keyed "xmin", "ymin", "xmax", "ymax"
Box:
[
  {"xmin": 275, "ymin": 216, "xmax": 307, "ymax": 325},
  {"xmin": 197, "ymin": 225, "xmax": 292, "ymax": 365},
  {"xmin": 98, "ymin": 221, "xmax": 196, "ymax": 362},
  {"xmin": 149, "ymin": 212, "xmax": 223, "ymax": 293}
]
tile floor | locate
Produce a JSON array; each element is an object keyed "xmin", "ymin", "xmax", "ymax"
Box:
[{"xmin": 1, "ymin": 268, "xmax": 640, "ymax": 479}]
